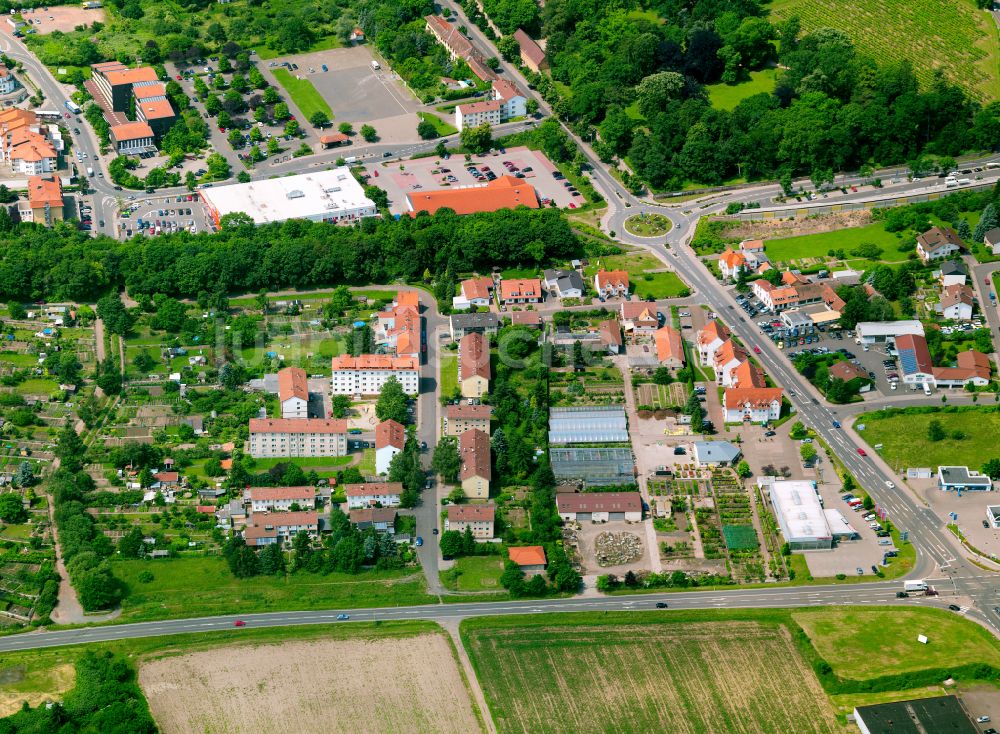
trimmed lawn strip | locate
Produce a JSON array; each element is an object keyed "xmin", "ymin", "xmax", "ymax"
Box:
[
  {"xmin": 249, "ymin": 455, "xmax": 353, "ymax": 470},
  {"xmin": 417, "ymin": 112, "xmax": 458, "ymax": 137},
  {"xmin": 440, "ymin": 353, "xmax": 458, "ymax": 398},
  {"xmin": 271, "ymin": 67, "xmax": 333, "ymax": 121}
]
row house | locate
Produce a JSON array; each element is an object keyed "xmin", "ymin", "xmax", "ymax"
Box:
[
  {"xmin": 714, "ymin": 340, "xmax": 748, "ymax": 386},
  {"xmin": 344, "ymin": 482, "xmax": 404, "ymax": 509},
  {"xmin": 460, "ymin": 428, "xmax": 491, "ymax": 499},
  {"xmin": 697, "ymin": 319, "xmax": 731, "ymax": 365},
  {"xmin": 244, "ymin": 511, "xmax": 319, "ymax": 546}
]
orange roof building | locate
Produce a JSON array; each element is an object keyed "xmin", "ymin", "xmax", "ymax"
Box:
[
  {"xmin": 21, "ymin": 175, "xmax": 63, "ymax": 226},
  {"xmin": 723, "ymin": 387, "xmax": 783, "ymax": 423},
  {"xmin": 277, "ymin": 367, "xmax": 308, "ymax": 419},
  {"xmin": 594, "ymin": 269, "xmax": 630, "ymax": 297},
  {"xmin": 407, "ymin": 176, "xmax": 539, "ymax": 216},
  {"xmin": 459, "ymin": 331, "xmax": 490, "ymax": 397},
  {"xmin": 499, "ymin": 277, "xmax": 543, "ymax": 304},
  {"xmin": 653, "ymin": 325, "xmax": 684, "ymax": 367},
  {"xmin": 718, "ymin": 249, "xmax": 747, "ymax": 279},
  {"xmin": 508, "ymin": 545, "xmax": 547, "ymax": 568},
  {"xmin": 730, "ymin": 360, "xmax": 766, "ymax": 389}
]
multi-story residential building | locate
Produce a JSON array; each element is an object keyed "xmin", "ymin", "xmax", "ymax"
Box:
[
  {"xmin": 513, "ymin": 29, "xmax": 548, "ymax": 72},
  {"xmin": 277, "ymin": 367, "xmax": 308, "ymax": 419},
  {"xmin": 450, "ymin": 311, "xmax": 500, "ymax": 339},
  {"xmin": 620, "ymin": 302, "xmax": 658, "ymax": 336},
  {"xmin": 446, "ymin": 504, "xmax": 496, "ymax": 538},
  {"xmin": 248, "ymin": 486, "xmax": 316, "ymax": 513},
  {"xmin": 18, "ymin": 175, "xmax": 63, "ymax": 226},
  {"xmin": 491, "ymin": 79, "xmax": 526, "ymax": 118},
  {"xmin": 344, "ymin": 482, "xmax": 404, "ymax": 509},
  {"xmin": 941, "ymin": 283, "xmax": 974, "ymax": 321},
  {"xmin": 424, "ymin": 15, "xmax": 495, "ymax": 82},
  {"xmin": 330, "ymin": 355, "xmax": 419, "ymax": 395},
  {"xmin": 459, "ymin": 331, "xmax": 490, "ymax": 398},
  {"xmin": 723, "ymin": 387, "xmax": 783, "ymax": 423},
  {"xmin": 729, "ymin": 359, "xmax": 766, "ymax": 389},
  {"xmin": 443, "ymin": 404, "xmax": 492, "ymax": 436},
  {"xmin": 916, "ymin": 226, "xmax": 963, "ymax": 263},
  {"xmin": 248, "ymin": 418, "xmax": 347, "ymax": 458},
  {"xmin": 594, "ymin": 270, "xmax": 630, "ymax": 299},
  {"xmin": 714, "ymin": 339, "xmax": 749, "ymax": 385},
  {"xmin": 0, "ymin": 65, "xmax": 19, "ymax": 95},
  {"xmin": 499, "ymin": 278, "xmax": 543, "ymax": 306},
  {"xmin": 697, "ymin": 319, "xmax": 731, "ymax": 365},
  {"xmin": 459, "ymin": 428, "xmax": 491, "ymax": 499},
  {"xmin": 454, "ymin": 99, "xmax": 502, "ymax": 132},
  {"xmin": 375, "ymin": 292, "xmax": 421, "ymax": 357},
  {"xmin": 718, "ymin": 249, "xmax": 746, "ymax": 280},
  {"xmin": 244, "ymin": 511, "xmax": 318, "ymax": 546},
  {"xmin": 7, "ymin": 128, "xmax": 56, "ymax": 174},
  {"xmin": 375, "ymin": 419, "xmax": 406, "ymax": 476},
  {"xmin": 90, "ymin": 61, "xmax": 159, "ymax": 112}
]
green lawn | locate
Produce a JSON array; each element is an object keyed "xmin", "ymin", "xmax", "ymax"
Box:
[
  {"xmin": 440, "ymin": 353, "xmax": 458, "ymax": 399},
  {"xmin": 112, "ymin": 556, "xmax": 433, "ymax": 621},
  {"xmin": 707, "ymin": 68, "xmax": 777, "ymax": 111},
  {"xmin": 15, "ymin": 379, "xmax": 58, "ymax": 395},
  {"xmin": 793, "ymin": 607, "xmax": 1000, "ymax": 679},
  {"xmin": 357, "ymin": 448, "xmax": 375, "ymax": 475},
  {"xmin": 417, "ymin": 112, "xmax": 458, "ymax": 137},
  {"xmin": 249, "ymin": 456, "xmax": 353, "ymax": 470},
  {"xmin": 272, "ymin": 68, "xmax": 334, "ymax": 121},
  {"xmin": 0, "ymin": 352, "xmax": 37, "ymax": 367},
  {"xmin": 441, "ymin": 555, "xmax": 505, "ymax": 592},
  {"xmin": 584, "ymin": 251, "xmax": 688, "ymax": 299},
  {"xmin": 768, "ymin": 0, "xmax": 999, "ymax": 103},
  {"xmin": 858, "ymin": 407, "xmax": 1000, "ymax": 468},
  {"xmin": 764, "ymin": 222, "xmax": 911, "ymax": 265}
]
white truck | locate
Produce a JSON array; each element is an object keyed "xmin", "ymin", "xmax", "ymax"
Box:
[
  {"xmin": 903, "ymin": 580, "xmax": 928, "ymax": 593},
  {"xmin": 86, "ymin": 166, "xmax": 94, "ymax": 177}
]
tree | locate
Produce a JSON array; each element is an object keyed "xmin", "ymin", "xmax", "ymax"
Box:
[
  {"xmin": 417, "ymin": 119, "xmax": 438, "ymax": 140},
  {"xmin": 652, "ymin": 367, "xmax": 672, "ymax": 386},
  {"xmin": 439, "ymin": 529, "xmax": 463, "ymax": 557},
  {"xmin": 338, "ymin": 122, "xmax": 353, "ymax": 135},
  {"xmin": 55, "ymin": 423, "xmax": 86, "ymax": 473},
  {"xmin": 957, "ymin": 219, "xmax": 972, "ymax": 240},
  {"xmin": 800, "ymin": 443, "xmax": 817, "ymax": 464},
  {"xmin": 460, "ymin": 123, "xmax": 492, "ymax": 154},
  {"xmin": 219, "ymin": 362, "xmax": 247, "ymax": 390},
  {"xmin": 983, "ymin": 458, "xmax": 1000, "ymax": 479},
  {"xmin": 117, "ymin": 526, "xmax": 144, "ymax": 558},
  {"xmin": 273, "ymin": 102, "xmax": 290, "ymax": 121},
  {"xmin": 309, "ymin": 111, "xmax": 330, "ymax": 128},
  {"xmin": 499, "ymin": 559, "xmax": 525, "ymax": 595},
  {"xmin": 927, "ymin": 419, "xmax": 946, "ymax": 442},
  {"xmin": 259, "ymin": 542, "xmax": 285, "ymax": 574},
  {"xmin": 0, "ymin": 492, "xmax": 27, "ymax": 523},
  {"xmin": 331, "ymin": 394, "xmax": 352, "ymax": 419},
  {"xmin": 974, "ymin": 204, "xmax": 998, "ymax": 243},
  {"xmin": 789, "ymin": 421, "xmax": 808, "ymax": 439},
  {"xmin": 13, "ymin": 460, "xmax": 34, "ymax": 488},
  {"xmin": 375, "ymin": 376, "xmax": 408, "ymax": 424},
  {"xmin": 360, "ymin": 124, "xmax": 377, "ymax": 142},
  {"xmin": 432, "ymin": 437, "xmax": 461, "ymax": 483},
  {"xmin": 284, "ymin": 119, "xmax": 300, "ymax": 137},
  {"xmin": 736, "ymin": 460, "xmax": 752, "ymax": 479},
  {"xmin": 634, "ymin": 71, "xmax": 685, "ymax": 118},
  {"xmin": 96, "ymin": 294, "xmax": 133, "ymax": 336}
]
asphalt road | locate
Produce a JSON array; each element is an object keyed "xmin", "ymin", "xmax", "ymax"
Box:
[{"xmin": 0, "ymin": 579, "xmax": 961, "ymax": 653}]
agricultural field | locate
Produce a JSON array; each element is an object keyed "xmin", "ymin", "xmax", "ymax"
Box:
[
  {"xmin": 856, "ymin": 406, "xmax": 1000, "ymax": 469},
  {"xmin": 793, "ymin": 607, "xmax": 1000, "ymax": 679},
  {"xmin": 767, "ymin": 0, "xmax": 999, "ymax": 102},
  {"xmin": 139, "ymin": 632, "xmax": 482, "ymax": 734},
  {"xmin": 707, "ymin": 69, "xmax": 778, "ymax": 111},
  {"xmin": 112, "ymin": 556, "xmax": 433, "ymax": 621},
  {"xmin": 463, "ymin": 616, "xmax": 845, "ymax": 733}
]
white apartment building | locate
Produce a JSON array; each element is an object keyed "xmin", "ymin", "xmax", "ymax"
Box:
[
  {"xmin": 248, "ymin": 486, "xmax": 316, "ymax": 513},
  {"xmin": 445, "ymin": 504, "xmax": 496, "ymax": 539},
  {"xmin": 330, "ymin": 355, "xmax": 419, "ymax": 396},
  {"xmin": 454, "ymin": 99, "xmax": 502, "ymax": 132},
  {"xmin": 247, "ymin": 418, "xmax": 347, "ymax": 458},
  {"xmin": 344, "ymin": 482, "xmax": 404, "ymax": 509},
  {"xmin": 277, "ymin": 366, "xmax": 308, "ymax": 419}
]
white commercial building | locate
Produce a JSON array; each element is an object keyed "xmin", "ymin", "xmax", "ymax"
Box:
[
  {"xmin": 330, "ymin": 355, "xmax": 419, "ymax": 396},
  {"xmin": 200, "ymin": 167, "xmax": 377, "ymax": 226},
  {"xmin": 855, "ymin": 320, "xmax": 924, "ymax": 345},
  {"xmin": 760, "ymin": 477, "xmax": 833, "ymax": 551},
  {"xmin": 248, "ymin": 418, "xmax": 347, "ymax": 458}
]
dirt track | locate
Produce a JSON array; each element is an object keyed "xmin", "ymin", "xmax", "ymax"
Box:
[{"xmin": 139, "ymin": 634, "xmax": 482, "ymax": 734}]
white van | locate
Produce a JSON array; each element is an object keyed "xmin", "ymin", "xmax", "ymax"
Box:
[
  {"xmin": 923, "ymin": 383, "xmax": 932, "ymax": 396},
  {"xmin": 370, "ymin": 59, "xmax": 380, "ymax": 70}
]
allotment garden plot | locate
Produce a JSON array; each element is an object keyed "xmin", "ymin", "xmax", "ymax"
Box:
[{"xmin": 465, "ymin": 619, "xmax": 845, "ymax": 734}]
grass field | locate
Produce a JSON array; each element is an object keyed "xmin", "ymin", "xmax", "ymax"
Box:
[
  {"xmin": 793, "ymin": 607, "xmax": 1000, "ymax": 679},
  {"xmin": 112, "ymin": 556, "xmax": 432, "ymax": 621},
  {"xmin": 707, "ymin": 69, "xmax": 778, "ymax": 110},
  {"xmin": 15, "ymin": 379, "xmax": 58, "ymax": 395},
  {"xmin": 441, "ymin": 555, "xmax": 505, "ymax": 592},
  {"xmin": 764, "ymin": 222, "xmax": 910, "ymax": 265},
  {"xmin": 440, "ymin": 353, "xmax": 459, "ymax": 398},
  {"xmin": 463, "ymin": 615, "xmax": 844, "ymax": 733},
  {"xmin": 272, "ymin": 68, "xmax": 334, "ymax": 121},
  {"xmin": 0, "ymin": 352, "xmax": 38, "ymax": 367},
  {"xmin": 767, "ymin": 0, "xmax": 999, "ymax": 102},
  {"xmin": 584, "ymin": 252, "xmax": 688, "ymax": 298},
  {"xmin": 248, "ymin": 456, "xmax": 353, "ymax": 470},
  {"xmin": 417, "ymin": 112, "xmax": 458, "ymax": 137},
  {"xmin": 857, "ymin": 407, "xmax": 1000, "ymax": 468}
]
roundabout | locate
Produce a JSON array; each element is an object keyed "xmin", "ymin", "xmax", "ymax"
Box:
[{"xmin": 623, "ymin": 212, "xmax": 673, "ymax": 238}]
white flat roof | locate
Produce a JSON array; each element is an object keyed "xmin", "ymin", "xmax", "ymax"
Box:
[
  {"xmin": 200, "ymin": 168, "xmax": 376, "ymax": 224},
  {"xmin": 824, "ymin": 508, "xmax": 856, "ymax": 537},
  {"xmin": 766, "ymin": 479, "xmax": 831, "ymax": 543},
  {"xmin": 856, "ymin": 321, "xmax": 924, "ymax": 338}
]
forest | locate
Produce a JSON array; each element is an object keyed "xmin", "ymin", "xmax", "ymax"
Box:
[
  {"xmin": 525, "ymin": 0, "xmax": 1000, "ymax": 188},
  {"xmin": 0, "ymin": 206, "xmax": 578, "ymax": 303}
]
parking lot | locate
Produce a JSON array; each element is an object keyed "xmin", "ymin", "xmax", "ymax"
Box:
[
  {"xmin": 269, "ymin": 46, "xmax": 422, "ymax": 144},
  {"xmin": 118, "ymin": 193, "xmax": 213, "ymax": 238},
  {"xmin": 370, "ymin": 145, "xmax": 580, "ymax": 215},
  {"xmin": 15, "ymin": 5, "xmax": 105, "ymax": 34},
  {"xmin": 918, "ymin": 479, "xmax": 1000, "ymax": 560}
]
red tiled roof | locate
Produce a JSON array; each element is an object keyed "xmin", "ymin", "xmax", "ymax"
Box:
[
  {"xmin": 620, "ymin": 302, "xmax": 657, "ymax": 321},
  {"xmin": 513, "ymin": 29, "xmax": 546, "ymax": 66},
  {"xmin": 599, "ymin": 319, "xmax": 622, "ymax": 346},
  {"xmin": 731, "ymin": 359, "xmax": 766, "ymax": 388},
  {"xmin": 343, "ymin": 482, "xmax": 404, "ymax": 497},
  {"xmin": 698, "ymin": 320, "xmax": 730, "ymax": 346},
  {"xmin": 447, "ymin": 503, "xmax": 496, "ymax": 522},
  {"xmin": 556, "ymin": 492, "xmax": 641, "ymax": 514},
  {"xmin": 460, "ymin": 332, "xmax": 490, "ymax": 381},
  {"xmin": 828, "ymin": 360, "xmax": 868, "ymax": 382},
  {"xmin": 719, "ymin": 249, "xmax": 746, "ymax": 269},
  {"xmin": 408, "ymin": 176, "xmax": 538, "ymax": 216},
  {"xmin": 508, "ymin": 545, "xmax": 546, "ymax": 566},
  {"xmin": 491, "ymin": 79, "xmax": 522, "ymax": 101},
  {"xmin": 26, "ymin": 175, "xmax": 62, "ymax": 208},
  {"xmin": 319, "ymin": 133, "xmax": 349, "ymax": 144},
  {"xmin": 457, "ymin": 99, "xmax": 501, "ymax": 115},
  {"xmin": 653, "ymin": 325, "xmax": 683, "ymax": 364},
  {"xmin": 462, "ymin": 276, "xmax": 493, "ymax": 301},
  {"xmin": 595, "ymin": 269, "xmax": 629, "ymax": 291},
  {"xmin": 249, "ymin": 486, "xmax": 314, "ymax": 502},
  {"xmin": 133, "ymin": 83, "xmax": 166, "ymax": 99},
  {"xmin": 459, "ymin": 428, "xmax": 491, "ymax": 481},
  {"xmin": 330, "ymin": 355, "xmax": 418, "ymax": 371},
  {"xmin": 724, "ymin": 387, "xmax": 783, "ymax": 409},
  {"xmin": 499, "ymin": 278, "xmax": 542, "ymax": 302},
  {"xmin": 375, "ymin": 419, "xmax": 406, "ymax": 450},
  {"xmin": 349, "ymin": 508, "xmax": 397, "ymax": 525},
  {"xmin": 137, "ymin": 98, "xmax": 174, "ymax": 120},
  {"xmin": 110, "ymin": 121, "xmax": 154, "ymax": 141},
  {"xmin": 248, "ymin": 418, "xmax": 347, "ymax": 434},
  {"xmin": 277, "ymin": 367, "xmax": 307, "ymax": 404},
  {"xmin": 445, "ymin": 404, "xmax": 492, "ymax": 420}
]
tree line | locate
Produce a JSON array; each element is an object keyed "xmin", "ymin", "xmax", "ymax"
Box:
[{"xmin": 0, "ymin": 207, "xmax": 578, "ymax": 303}]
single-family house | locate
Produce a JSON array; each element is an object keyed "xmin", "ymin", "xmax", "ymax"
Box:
[
  {"xmin": 344, "ymin": 482, "xmax": 405, "ymax": 509},
  {"xmin": 916, "ymin": 226, "xmax": 963, "ymax": 263},
  {"xmin": 277, "ymin": 366, "xmax": 308, "ymax": 419},
  {"xmin": 349, "ymin": 507, "xmax": 397, "ymax": 532},
  {"xmin": 459, "ymin": 428, "xmax": 491, "ymax": 499},
  {"xmin": 984, "ymin": 228, "xmax": 1000, "ymax": 256},
  {"xmin": 718, "ymin": 249, "xmax": 746, "ymax": 280},
  {"xmin": 653, "ymin": 325, "xmax": 684, "ymax": 368},
  {"xmin": 828, "ymin": 360, "xmax": 872, "ymax": 390},
  {"xmin": 739, "ymin": 239, "xmax": 767, "ymax": 267},
  {"xmin": 598, "ymin": 319, "xmax": 623, "ymax": 355},
  {"xmin": 453, "ymin": 276, "xmax": 494, "ymax": 310},
  {"xmin": 543, "ymin": 268, "xmax": 585, "ymax": 298},
  {"xmin": 459, "ymin": 331, "xmax": 491, "ymax": 398},
  {"xmin": 620, "ymin": 302, "xmax": 659, "ymax": 336},
  {"xmin": 594, "ymin": 269, "xmax": 630, "ymax": 299},
  {"xmin": 723, "ymin": 387, "xmax": 783, "ymax": 423},
  {"xmin": 940, "ymin": 283, "xmax": 974, "ymax": 321},
  {"xmin": 446, "ymin": 503, "xmax": 496, "ymax": 539},
  {"xmin": 375, "ymin": 419, "xmax": 406, "ymax": 476},
  {"xmin": 499, "ymin": 278, "xmax": 543, "ymax": 305},
  {"xmin": 508, "ymin": 545, "xmax": 547, "ymax": 572},
  {"xmin": 939, "ymin": 260, "xmax": 966, "ymax": 287}
]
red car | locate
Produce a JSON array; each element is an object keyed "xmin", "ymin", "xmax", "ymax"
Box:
[
  {"xmin": 857, "ymin": 448, "xmax": 867, "ymax": 457},
  {"xmin": 753, "ymin": 346, "xmax": 762, "ymax": 354},
  {"xmin": 234, "ymin": 620, "xmax": 246, "ymax": 627}
]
